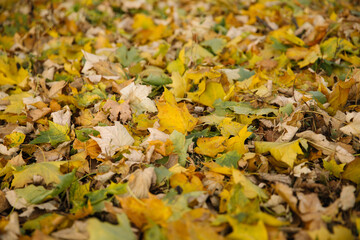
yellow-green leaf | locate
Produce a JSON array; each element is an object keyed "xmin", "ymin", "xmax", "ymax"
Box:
[
  {"xmin": 30, "ymin": 121, "xmax": 70, "ymax": 146},
  {"xmin": 4, "ymin": 132, "xmax": 26, "ymax": 148},
  {"xmin": 12, "ymin": 161, "xmax": 65, "ymax": 188}
]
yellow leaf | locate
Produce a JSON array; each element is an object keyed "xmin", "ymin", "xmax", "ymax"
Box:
[
  {"xmin": 320, "ymin": 37, "xmax": 356, "ymax": 60},
  {"xmin": 166, "ymin": 59, "xmax": 185, "ymax": 75},
  {"xmin": 232, "ymin": 169, "xmax": 268, "ymax": 199},
  {"xmin": 226, "ymin": 126, "xmax": 252, "ymax": 155},
  {"xmin": 323, "ymin": 158, "xmax": 345, "ymax": 178},
  {"xmin": 252, "ymin": 212, "xmax": 288, "ymax": 227},
  {"xmin": 156, "ymin": 88, "xmax": 198, "ymax": 133},
  {"xmin": 4, "ymin": 91, "xmax": 32, "ymax": 114},
  {"xmin": 169, "ymin": 72, "xmax": 187, "ymax": 98},
  {"xmin": 198, "ymin": 82, "xmax": 226, "ymax": 107},
  {"xmin": 218, "ymin": 118, "xmax": 245, "ymax": 138},
  {"xmin": 339, "ymin": 53, "xmax": 360, "ymax": 67},
  {"xmin": 185, "ymin": 68, "xmax": 221, "ymax": 85},
  {"xmin": 170, "ymin": 172, "xmax": 204, "ymax": 193},
  {"xmin": 12, "ymin": 161, "xmax": 65, "ymax": 188},
  {"xmin": 118, "ymin": 196, "xmax": 172, "ymax": 229},
  {"xmin": 166, "ymin": 209, "xmax": 224, "ymax": 240},
  {"xmin": 132, "ymin": 114, "xmax": 156, "ymax": 131},
  {"xmin": 4, "ymin": 132, "xmax": 26, "ymax": 148},
  {"xmin": 331, "ymin": 225, "xmax": 353, "ymax": 240},
  {"xmin": 0, "ymin": 35, "xmax": 14, "ymax": 50},
  {"xmin": 286, "ymin": 45, "xmax": 321, "ymax": 68},
  {"xmin": 187, "ymin": 80, "xmax": 206, "ymax": 102},
  {"xmin": 328, "ymin": 77, "xmax": 355, "ymax": 112},
  {"xmin": 254, "ymin": 139, "xmax": 307, "ymax": 168},
  {"xmin": 307, "ymin": 226, "xmax": 331, "ymax": 240},
  {"xmin": 203, "ymin": 162, "xmax": 232, "ymax": 176},
  {"xmin": 227, "ymin": 218, "xmax": 268, "ymax": 240},
  {"xmin": 132, "ymin": 14, "xmax": 155, "ymax": 30},
  {"xmin": 0, "ymin": 57, "xmax": 28, "ymax": 88},
  {"xmin": 183, "ymin": 43, "xmax": 214, "ymax": 64},
  {"xmin": 299, "ymin": 45, "xmax": 321, "ymax": 68},
  {"xmin": 270, "ymin": 26, "xmax": 304, "ymax": 46},
  {"xmin": 64, "ymin": 61, "xmax": 81, "ymax": 76},
  {"xmin": 194, "ymin": 136, "xmax": 227, "ymax": 157}
]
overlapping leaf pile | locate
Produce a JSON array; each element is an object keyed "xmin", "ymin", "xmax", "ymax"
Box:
[{"xmin": 0, "ymin": 0, "xmax": 360, "ymax": 239}]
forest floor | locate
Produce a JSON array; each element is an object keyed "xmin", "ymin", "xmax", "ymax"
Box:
[{"xmin": 0, "ymin": 0, "xmax": 360, "ymax": 239}]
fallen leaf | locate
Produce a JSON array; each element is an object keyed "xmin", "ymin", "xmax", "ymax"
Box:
[
  {"xmin": 30, "ymin": 121, "xmax": 70, "ymax": 146},
  {"xmin": 156, "ymin": 88, "xmax": 197, "ymax": 134},
  {"xmin": 120, "ymin": 82, "xmax": 157, "ymax": 114},
  {"xmin": 12, "ymin": 161, "xmax": 65, "ymax": 188},
  {"xmin": 254, "ymin": 139, "xmax": 307, "ymax": 168},
  {"xmin": 194, "ymin": 136, "xmax": 227, "ymax": 158},
  {"xmin": 339, "ymin": 185, "xmax": 356, "ymax": 211},
  {"xmin": 127, "ymin": 167, "xmax": 156, "ymax": 199},
  {"xmin": 91, "ymin": 121, "xmax": 134, "ymax": 158},
  {"xmin": 87, "ymin": 214, "xmax": 136, "ymax": 240}
]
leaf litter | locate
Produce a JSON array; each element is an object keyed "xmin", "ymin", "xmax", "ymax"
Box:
[{"xmin": 0, "ymin": 0, "xmax": 360, "ymax": 239}]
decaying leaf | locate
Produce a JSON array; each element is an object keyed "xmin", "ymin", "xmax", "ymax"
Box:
[{"xmin": 91, "ymin": 121, "xmax": 134, "ymax": 158}]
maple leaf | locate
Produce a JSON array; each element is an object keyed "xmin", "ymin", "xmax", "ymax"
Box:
[
  {"xmin": 90, "ymin": 121, "xmax": 134, "ymax": 158},
  {"xmin": 323, "ymin": 158, "xmax": 345, "ymax": 178},
  {"xmin": 4, "ymin": 132, "xmax": 25, "ymax": 148},
  {"xmin": 115, "ymin": 46, "xmax": 142, "ymax": 68},
  {"xmin": 12, "ymin": 161, "xmax": 65, "ymax": 188},
  {"xmin": 169, "ymin": 130, "xmax": 192, "ymax": 166},
  {"xmin": 30, "ymin": 121, "xmax": 70, "ymax": 146},
  {"xmin": 3, "ymin": 91, "xmax": 32, "ymax": 114},
  {"xmin": 194, "ymin": 136, "xmax": 227, "ymax": 158},
  {"xmin": 156, "ymin": 88, "xmax": 198, "ymax": 134},
  {"xmin": 254, "ymin": 139, "xmax": 308, "ymax": 168},
  {"xmin": 87, "ymin": 214, "xmax": 136, "ymax": 240},
  {"xmin": 0, "ymin": 57, "xmax": 29, "ymax": 88},
  {"xmin": 120, "ymin": 82, "xmax": 157, "ymax": 114}
]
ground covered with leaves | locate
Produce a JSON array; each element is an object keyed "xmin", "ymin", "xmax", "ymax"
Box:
[{"xmin": 0, "ymin": 0, "xmax": 360, "ymax": 239}]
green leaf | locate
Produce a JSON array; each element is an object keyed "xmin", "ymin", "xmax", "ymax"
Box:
[
  {"xmin": 320, "ymin": 37, "xmax": 356, "ymax": 60},
  {"xmin": 227, "ymin": 184, "xmax": 250, "ymax": 214},
  {"xmin": 237, "ymin": 67, "xmax": 255, "ymax": 82},
  {"xmin": 215, "ymin": 150, "xmax": 242, "ymax": 168},
  {"xmin": 85, "ymin": 182, "xmax": 127, "ymax": 212},
  {"xmin": 230, "ymin": 102, "xmax": 278, "ymax": 116},
  {"xmin": 12, "ymin": 161, "xmax": 65, "ymax": 188},
  {"xmin": 87, "ymin": 214, "xmax": 136, "ymax": 240},
  {"xmin": 142, "ymin": 74, "xmax": 172, "ymax": 86},
  {"xmin": 170, "ymin": 130, "xmax": 193, "ymax": 166},
  {"xmin": 15, "ymin": 170, "xmax": 76, "ymax": 204},
  {"xmin": 279, "ymin": 103, "xmax": 294, "ymax": 116},
  {"xmin": 14, "ymin": 185, "xmax": 49, "ymax": 204},
  {"xmin": 201, "ymin": 38, "xmax": 227, "ymax": 54},
  {"xmin": 69, "ymin": 181, "xmax": 90, "ymax": 211},
  {"xmin": 115, "ymin": 46, "xmax": 142, "ymax": 67},
  {"xmin": 270, "ymin": 36, "xmax": 289, "ymax": 52},
  {"xmin": 30, "ymin": 121, "xmax": 70, "ymax": 146},
  {"xmin": 154, "ymin": 165, "xmax": 173, "ymax": 185},
  {"xmin": 75, "ymin": 128, "xmax": 100, "ymax": 142},
  {"xmin": 144, "ymin": 223, "xmax": 167, "ymax": 240},
  {"xmin": 308, "ymin": 91, "xmax": 327, "ymax": 104}
]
